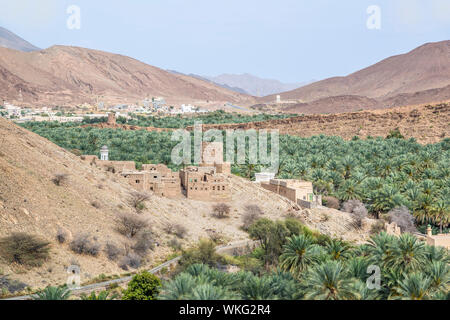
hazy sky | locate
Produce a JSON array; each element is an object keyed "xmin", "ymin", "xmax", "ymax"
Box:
[{"xmin": 0, "ymin": 0, "xmax": 449, "ymax": 83}]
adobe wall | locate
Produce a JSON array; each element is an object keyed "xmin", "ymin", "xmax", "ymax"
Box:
[{"xmin": 427, "ymin": 234, "xmax": 450, "ymax": 249}]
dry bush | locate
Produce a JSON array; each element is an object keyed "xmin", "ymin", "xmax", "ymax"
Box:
[
  {"xmin": 168, "ymin": 238, "xmax": 182, "ymax": 251},
  {"xmin": 116, "ymin": 213, "xmax": 149, "ymax": 238},
  {"xmin": 323, "ymin": 196, "xmax": 340, "ymax": 209},
  {"xmin": 370, "ymin": 220, "xmax": 386, "ymax": 235},
  {"xmin": 206, "ymin": 229, "xmax": 225, "ymax": 244},
  {"xmin": 132, "ymin": 230, "xmax": 155, "ymax": 256},
  {"xmin": 163, "ymin": 222, "xmax": 187, "ymax": 239},
  {"xmin": 212, "ymin": 203, "xmax": 231, "ymax": 219},
  {"xmin": 0, "ymin": 276, "xmax": 28, "ymax": 294},
  {"xmin": 388, "ymin": 206, "xmax": 417, "ymax": 233},
  {"xmin": 56, "ymin": 229, "xmax": 68, "ymax": 244},
  {"xmin": 244, "ymin": 204, "xmax": 264, "ymax": 216},
  {"xmin": 128, "ymin": 191, "xmax": 150, "ymax": 212},
  {"xmin": 70, "ymin": 233, "xmax": 101, "ymax": 256},
  {"xmin": 104, "ymin": 242, "xmax": 123, "ymax": 261},
  {"xmin": 119, "ymin": 253, "xmax": 141, "ymax": 270},
  {"xmin": 342, "ymin": 200, "xmax": 368, "ymax": 229},
  {"xmin": 52, "ymin": 173, "xmax": 68, "ymax": 186},
  {"xmin": 0, "ymin": 233, "xmax": 50, "ymax": 267}
]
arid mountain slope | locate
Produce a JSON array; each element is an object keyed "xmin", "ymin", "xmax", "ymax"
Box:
[
  {"xmin": 0, "ymin": 117, "xmax": 365, "ymax": 290},
  {"xmin": 0, "ymin": 46, "xmax": 255, "ymax": 107},
  {"xmin": 263, "ymin": 41, "xmax": 450, "ymax": 103},
  {"xmin": 189, "ymin": 103, "xmax": 449, "ymax": 144}
]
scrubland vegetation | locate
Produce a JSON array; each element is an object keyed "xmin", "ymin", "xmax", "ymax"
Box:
[{"xmin": 24, "ymin": 218, "xmax": 450, "ymax": 300}]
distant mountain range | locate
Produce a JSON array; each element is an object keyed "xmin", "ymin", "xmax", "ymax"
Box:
[
  {"xmin": 203, "ymin": 74, "xmax": 308, "ymax": 97},
  {"xmin": 0, "ymin": 27, "xmax": 40, "ymax": 52},
  {"xmin": 167, "ymin": 71, "xmax": 308, "ymax": 97},
  {"xmin": 1, "ymin": 26, "xmax": 449, "ymax": 113}
]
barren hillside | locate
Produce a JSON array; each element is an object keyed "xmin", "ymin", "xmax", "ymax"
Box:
[
  {"xmin": 0, "ymin": 46, "xmax": 255, "ymax": 108},
  {"xmin": 188, "ymin": 103, "xmax": 450, "ymax": 144},
  {"xmin": 0, "ymin": 117, "xmax": 368, "ymax": 290}
]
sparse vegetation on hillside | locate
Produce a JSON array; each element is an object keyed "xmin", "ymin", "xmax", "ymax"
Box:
[{"xmin": 0, "ymin": 233, "xmax": 50, "ymax": 268}]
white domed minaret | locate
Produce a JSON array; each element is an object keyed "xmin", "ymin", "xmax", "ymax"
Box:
[{"xmin": 100, "ymin": 145, "xmax": 109, "ymax": 161}]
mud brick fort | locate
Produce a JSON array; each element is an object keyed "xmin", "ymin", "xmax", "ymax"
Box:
[{"xmin": 81, "ymin": 140, "xmax": 232, "ymax": 202}]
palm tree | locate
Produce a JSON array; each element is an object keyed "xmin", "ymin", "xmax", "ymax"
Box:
[
  {"xmin": 279, "ymin": 235, "xmax": 324, "ymax": 277},
  {"xmin": 393, "ymin": 273, "xmax": 432, "ymax": 300},
  {"xmin": 385, "ymin": 234, "xmax": 427, "ymax": 273},
  {"xmin": 431, "ymin": 200, "xmax": 449, "ymax": 233},
  {"xmin": 240, "ymin": 276, "xmax": 277, "ymax": 300},
  {"xmin": 80, "ymin": 290, "xmax": 118, "ymax": 300},
  {"xmin": 324, "ymin": 239, "xmax": 352, "ymax": 261},
  {"xmin": 425, "ymin": 261, "xmax": 450, "ymax": 293},
  {"xmin": 188, "ymin": 284, "xmax": 233, "ymax": 300},
  {"xmin": 302, "ymin": 261, "xmax": 356, "ymax": 300},
  {"xmin": 159, "ymin": 273, "xmax": 197, "ymax": 300},
  {"xmin": 32, "ymin": 286, "xmax": 71, "ymax": 300}
]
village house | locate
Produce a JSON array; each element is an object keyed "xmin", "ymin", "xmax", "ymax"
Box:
[
  {"xmin": 261, "ymin": 179, "xmax": 322, "ymax": 208},
  {"xmin": 80, "ymin": 141, "xmax": 231, "ymax": 201}
]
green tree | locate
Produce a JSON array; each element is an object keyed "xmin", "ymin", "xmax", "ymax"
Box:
[{"xmin": 122, "ymin": 271, "xmax": 162, "ymax": 300}]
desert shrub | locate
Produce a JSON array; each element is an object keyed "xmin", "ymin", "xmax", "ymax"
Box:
[
  {"xmin": 128, "ymin": 191, "xmax": 150, "ymax": 212},
  {"xmin": 323, "ymin": 196, "xmax": 340, "ymax": 210},
  {"xmin": 242, "ymin": 205, "xmax": 264, "ymax": 230},
  {"xmin": 0, "ymin": 233, "xmax": 50, "ymax": 267},
  {"xmin": 117, "ymin": 213, "xmax": 149, "ymax": 238},
  {"xmin": 104, "ymin": 242, "xmax": 123, "ymax": 261},
  {"xmin": 248, "ymin": 219, "xmax": 290, "ymax": 266},
  {"xmin": 212, "ymin": 203, "xmax": 231, "ymax": 219},
  {"xmin": 173, "ymin": 224, "xmax": 187, "ymax": 239},
  {"xmin": 370, "ymin": 220, "xmax": 386, "ymax": 235},
  {"xmin": 387, "ymin": 206, "xmax": 417, "ymax": 233},
  {"xmin": 163, "ymin": 222, "xmax": 187, "ymax": 239},
  {"xmin": 70, "ymin": 233, "xmax": 101, "ymax": 256},
  {"xmin": 56, "ymin": 228, "xmax": 68, "ymax": 244},
  {"xmin": 206, "ymin": 229, "xmax": 225, "ymax": 244},
  {"xmin": 168, "ymin": 238, "xmax": 182, "ymax": 251},
  {"xmin": 52, "ymin": 173, "xmax": 68, "ymax": 186},
  {"xmin": 179, "ymin": 239, "xmax": 225, "ymax": 269},
  {"xmin": 0, "ymin": 276, "xmax": 28, "ymax": 294},
  {"xmin": 122, "ymin": 271, "xmax": 161, "ymax": 300},
  {"xmin": 132, "ymin": 230, "xmax": 155, "ymax": 256},
  {"xmin": 342, "ymin": 200, "xmax": 368, "ymax": 229},
  {"xmin": 119, "ymin": 253, "xmax": 142, "ymax": 270},
  {"xmin": 386, "ymin": 127, "xmax": 404, "ymax": 139}
]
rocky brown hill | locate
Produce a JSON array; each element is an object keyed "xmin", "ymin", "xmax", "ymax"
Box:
[{"xmin": 0, "ymin": 46, "xmax": 255, "ymax": 108}]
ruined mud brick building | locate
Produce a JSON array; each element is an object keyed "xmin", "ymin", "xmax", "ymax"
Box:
[
  {"xmin": 80, "ymin": 141, "xmax": 231, "ymax": 201},
  {"xmin": 261, "ymin": 179, "xmax": 322, "ymax": 208}
]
